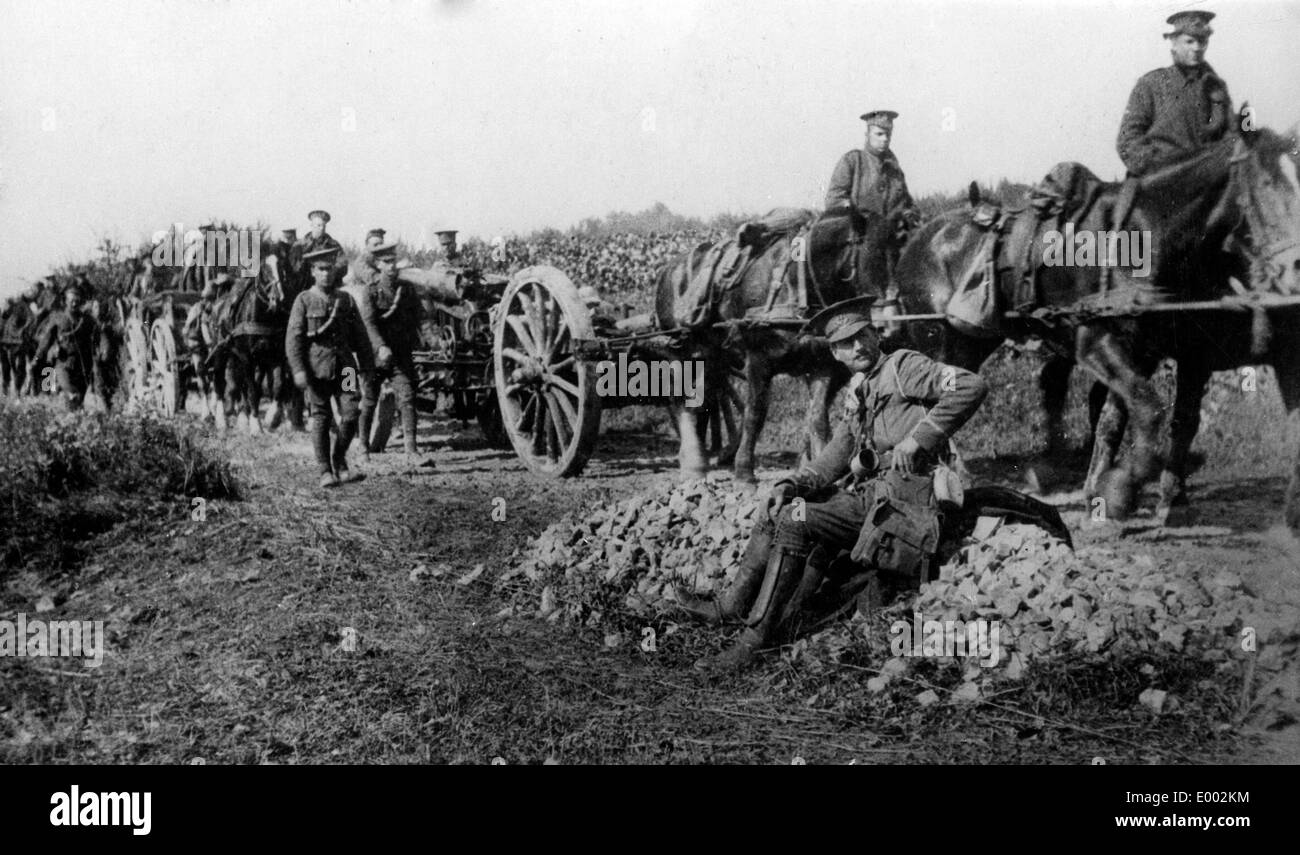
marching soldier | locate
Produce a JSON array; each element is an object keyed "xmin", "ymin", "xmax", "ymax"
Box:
[
  {"xmin": 353, "ymin": 241, "xmax": 426, "ymax": 461},
  {"xmin": 1, "ymin": 293, "xmax": 34, "ymax": 396},
  {"xmin": 826, "ymin": 110, "xmax": 921, "ymax": 277},
  {"xmin": 675, "ymin": 297, "xmax": 987, "ymax": 672},
  {"xmin": 286, "ymin": 246, "xmax": 374, "ymax": 489},
  {"xmin": 1117, "ymin": 11, "xmax": 1233, "ymax": 179},
  {"xmin": 35, "ymin": 281, "xmax": 97, "ymax": 411}
]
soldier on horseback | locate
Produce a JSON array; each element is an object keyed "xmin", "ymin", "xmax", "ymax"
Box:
[
  {"xmin": 677, "ymin": 297, "xmax": 988, "ymax": 672},
  {"xmin": 826, "ymin": 110, "xmax": 921, "ymax": 278}
]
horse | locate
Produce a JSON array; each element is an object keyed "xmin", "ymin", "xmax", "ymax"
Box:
[
  {"xmin": 213, "ymin": 241, "xmax": 289, "ymax": 434},
  {"xmin": 653, "ymin": 208, "xmax": 894, "ymax": 482},
  {"xmin": 893, "ymin": 124, "xmax": 1300, "ymax": 530}
]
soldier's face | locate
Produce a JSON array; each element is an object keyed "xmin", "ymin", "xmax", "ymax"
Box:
[
  {"xmin": 1169, "ymin": 34, "xmax": 1208, "ymax": 66},
  {"xmin": 831, "ymin": 327, "xmax": 881, "ymax": 373},
  {"xmin": 866, "ymin": 126, "xmax": 892, "ymax": 155},
  {"xmin": 374, "ymin": 257, "xmax": 397, "ymax": 276},
  {"xmin": 310, "ymin": 217, "xmax": 327, "ymax": 238},
  {"xmin": 66, "ymin": 292, "xmax": 83, "ymax": 314},
  {"xmin": 311, "ymin": 263, "xmax": 334, "ymax": 290}
]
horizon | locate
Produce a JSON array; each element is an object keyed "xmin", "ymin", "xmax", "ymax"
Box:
[{"xmin": 2, "ymin": 0, "xmax": 1297, "ymax": 296}]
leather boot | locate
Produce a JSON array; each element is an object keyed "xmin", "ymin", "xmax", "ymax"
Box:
[
  {"xmin": 400, "ymin": 404, "xmax": 419, "ymax": 455},
  {"xmin": 358, "ymin": 406, "xmax": 375, "ymax": 454},
  {"xmin": 695, "ymin": 544, "xmax": 808, "ymax": 673},
  {"xmin": 333, "ymin": 419, "xmax": 363, "ymax": 483},
  {"xmin": 674, "ymin": 524, "xmax": 771, "ymax": 624}
]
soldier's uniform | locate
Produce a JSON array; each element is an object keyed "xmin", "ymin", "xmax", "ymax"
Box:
[
  {"xmin": 1116, "ymin": 11, "xmax": 1233, "ymax": 177},
  {"xmin": 682, "ymin": 297, "xmax": 988, "ymax": 671},
  {"xmin": 36, "ymin": 289, "xmax": 97, "ymax": 410},
  {"xmin": 353, "ymin": 242, "xmax": 424, "ymax": 455},
  {"xmin": 286, "ymin": 246, "xmax": 375, "ymax": 488},
  {"xmin": 826, "ymin": 110, "xmax": 921, "ymax": 283},
  {"xmin": 1, "ymin": 296, "xmax": 34, "ymax": 395}
]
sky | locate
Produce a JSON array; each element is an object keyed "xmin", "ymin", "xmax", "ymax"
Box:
[{"xmin": 0, "ymin": 0, "xmax": 1296, "ymax": 297}]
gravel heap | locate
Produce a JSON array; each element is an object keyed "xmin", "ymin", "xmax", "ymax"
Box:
[{"xmin": 504, "ymin": 478, "xmax": 1300, "ymax": 723}]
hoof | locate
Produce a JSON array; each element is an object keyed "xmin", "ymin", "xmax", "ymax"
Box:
[{"xmin": 1095, "ymin": 468, "xmax": 1136, "ymax": 521}]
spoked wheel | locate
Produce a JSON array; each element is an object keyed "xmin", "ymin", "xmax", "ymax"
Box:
[
  {"xmin": 493, "ymin": 266, "xmax": 602, "ymax": 476},
  {"xmin": 149, "ymin": 319, "xmax": 181, "ymax": 416},
  {"xmin": 125, "ymin": 314, "xmax": 150, "ymax": 410}
]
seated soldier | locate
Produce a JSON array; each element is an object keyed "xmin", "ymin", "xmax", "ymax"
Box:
[{"xmin": 675, "ymin": 296, "xmax": 988, "ymax": 672}]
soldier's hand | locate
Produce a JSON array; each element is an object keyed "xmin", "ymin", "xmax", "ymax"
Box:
[
  {"xmin": 891, "ymin": 436, "xmax": 921, "ymax": 474},
  {"xmin": 376, "ymin": 345, "xmax": 392, "ymax": 369},
  {"xmin": 764, "ymin": 482, "xmax": 796, "ymax": 522},
  {"xmin": 293, "ymin": 371, "xmax": 308, "ymax": 391}
]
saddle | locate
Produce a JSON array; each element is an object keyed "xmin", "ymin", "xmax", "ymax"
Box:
[{"xmin": 946, "ymin": 163, "xmax": 1111, "ymax": 337}]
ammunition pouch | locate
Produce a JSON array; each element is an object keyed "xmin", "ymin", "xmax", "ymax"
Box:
[{"xmin": 850, "ymin": 469, "xmax": 941, "ymax": 589}]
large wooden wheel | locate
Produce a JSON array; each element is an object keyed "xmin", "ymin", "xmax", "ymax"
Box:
[
  {"xmin": 124, "ymin": 312, "xmax": 150, "ymax": 409},
  {"xmin": 493, "ymin": 266, "xmax": 602, "ymax": 476},
  {"xmin": 149, "ymin": 319, "xmax": 181, "ymax": 416}
]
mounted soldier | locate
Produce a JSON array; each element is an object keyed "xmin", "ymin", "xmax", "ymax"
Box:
[
  {"xmin": 826, "ymin": 110, "xmax": 922, "ymax": 281},
  {"xmin": 296, "ymin": 210, "xmax": 345, "ymax": 287},
  {"xmin": 676, "ymin": 297, "xmax": 988, "ymax": 672},
  {"xmin": 286, "ymin": 245, "xmax": 374, "ymax": 489}
]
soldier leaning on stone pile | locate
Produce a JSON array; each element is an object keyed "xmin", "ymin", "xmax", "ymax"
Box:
[{"xmin": 675, "ymin": 297, "xmax": 988, "ymax": 672}]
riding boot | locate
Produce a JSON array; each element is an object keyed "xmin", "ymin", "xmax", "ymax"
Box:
[
  {"xmin": 695, "ymin": 544, "xmax": 808, "ymax": 673},
  {"xmin": 333, "ymin": 419, "xmax": 362, "ymax": 483},
  {"xmin": 674, "ymin": 523, "xmax": 772, "ymax": 624},
  {"xmin": 311, "ymin": 416, "xmax": 337, "ymax": 488},
  {"xmin": 358, "ymin": 406, "xmax": 375, "ymax": 454},
  {"xmin": 400, "ymin": 404, "xmax": 419, "ymax": 455}
]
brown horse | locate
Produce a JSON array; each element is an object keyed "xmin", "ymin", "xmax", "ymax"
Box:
[
  {"xmin": 894, "ymin": 125, "xmax": 1300, "ymax": 529},
  {"xmin": 213, "ymin": 240, "xmax": 288, "ymax": 434},
  {"xmin": 654, "ymin": 209, "xmax": 893, "ymax": 482}
]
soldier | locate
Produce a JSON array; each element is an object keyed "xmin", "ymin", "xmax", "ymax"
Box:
[
  {"xmin": 1117, "ymin": 11, "xmax": 1233, "ymax": 179},
  {"xmin": 35, "ymin": 281, "xmax": 97, "ymax": 411},
  {"xmin": 183, "ymin": 274, "xmax": 233, "ymax": 419},
  {"xmin": 826, "ymin": 109, "xmax": 921, "ymax": 277},
  {"xmin": 1, "ymin": 293, "xmax": 34, "ymax": 396},
  {"xmin": 675, "ymin": 297, "xmax": 988, "ymax": 672},
  {"xmin": 351, "ymin": 241, "xmax": 428, "ymax": 461},
  {"xmin": 435, "ymin": 229, "xmax": 460, "ymax": 263},
  {"xmin": 296, "ymin": 210, "xmax": 345, "ymax": 286},
  {"xmin": 274, "ymin": 228, "xmax": 303, "ymax": 294},
  {"xmin": 285, "ymin": 246, "xmax": 374, "ymax": 489}
]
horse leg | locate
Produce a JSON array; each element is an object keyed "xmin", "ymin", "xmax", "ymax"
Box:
[
  {"xmin": 1156, "ymin": 358, "xmax": 1212, "ymax": 524},
  {"xmin": 264, "ymin": 358, "xmax": 284, "ymax": 431},
  {"xmin": 1083, "ymin": 391, "xmax": 1127, "ymax": 499},
  {"xmin": 246, "ymin": 358, "xmax": 264, "ymax": 435},
  {"xmin": 1075, "ymin": 326, "xmax": 1164, "ymax": 519},
  {"xmin": 733, "ymin": 352, "xmax": 771, "ymax": 485},
  {"xmin": 1039, "ymin": 355, "xmax": 1073, "ymax": 455},
  {"xmin": 677, "ymin": 399, "xmax": 708, "ymax": 479},
  {"xmin": 803, "ymin": 365, "xmax": 849, "ymax": 463}
]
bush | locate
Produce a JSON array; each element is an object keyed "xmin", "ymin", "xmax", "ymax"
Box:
[{"xmin": 0, "ymin": 400, "xmax": 239, "ymax": 574}]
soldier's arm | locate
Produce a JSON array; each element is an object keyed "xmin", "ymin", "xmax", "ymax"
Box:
[
  {"xmin": 37, "ymin": 316, "xmax": 59, "ymax": 356},
  {"xmin": 285, "ymin": 294, "xmax": 308, "ymax": 378},
  {"xmin": 343, "ymin": 296, "xmax": 375, "ymax": 372},
  {"xmin": 895, "ymin": 350, "xmax": 988, "ymax": 451},
  {"xmin": 824, "ymin": 150, "xmax": 856, "ymax": 210},
  {"xmin": 1116, "ymin": 77, "xmax": 1156, "ymax": 175},
  {"xmin": 352, "ymin": 279, "xmax": 387, "ymax": 356},
  {"xmin": 779, "ymin": 418, "xmax": 856, "ymax": 496}
]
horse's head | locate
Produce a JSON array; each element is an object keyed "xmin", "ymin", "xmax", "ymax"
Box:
[
  {"xmin": 1233, "ymin": 122, "xmax": 1300, "ymax": 293},
  {"xmin": 892, "ymin": 207, "xmax": 990, "ymax": 361}
]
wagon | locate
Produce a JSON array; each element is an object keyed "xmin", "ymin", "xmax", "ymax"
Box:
[
  {"xmin": 121, "ymin": 289, "xmax": 203, "ymax": 417},
  {"xmin": 490, "ymin": 265, "xmax": 746, "ymax": 477}
]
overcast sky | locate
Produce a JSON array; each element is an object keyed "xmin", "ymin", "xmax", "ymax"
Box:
[{"xmin": 0, "ymin": 0, "xmax": 1296, "ymax": 297}]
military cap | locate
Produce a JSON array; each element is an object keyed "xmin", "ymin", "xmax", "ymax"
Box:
[
  {"xmin": 369, "ymin": 241, "xmax": 398, "ymax": 258},
  {"xmin": 307, "ymin": 210, "xmax": 331, "ymax": 223},
  {"xmin": 280, "ymin": 228, "xmax": 298, "ymax": 240},
  {"xmin": 365, "ymin": 228, "xmax": 387, "ymax": 243},
  {"xmin": 860, "ymin": 110, "xmax": 899, "ymax": 130},
  {"xmin": 1165, "ymin": 10, "xmax": 1214, "ymax": 38},
  {"xmin": 303, "ymin": 246, "xmax": 341, "ymax": 265},
  {"xmin": 804, "ymin": 295, "xmax": 877, "ymax": 343},
  {"xmin": 434, "ymin": 229, "xmax": 458, "ymax": 240}
]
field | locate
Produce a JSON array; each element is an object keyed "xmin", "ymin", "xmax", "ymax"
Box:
[{"xmin": 2, "ymin": 341, "xmax": 1297, "ymax": 765}]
